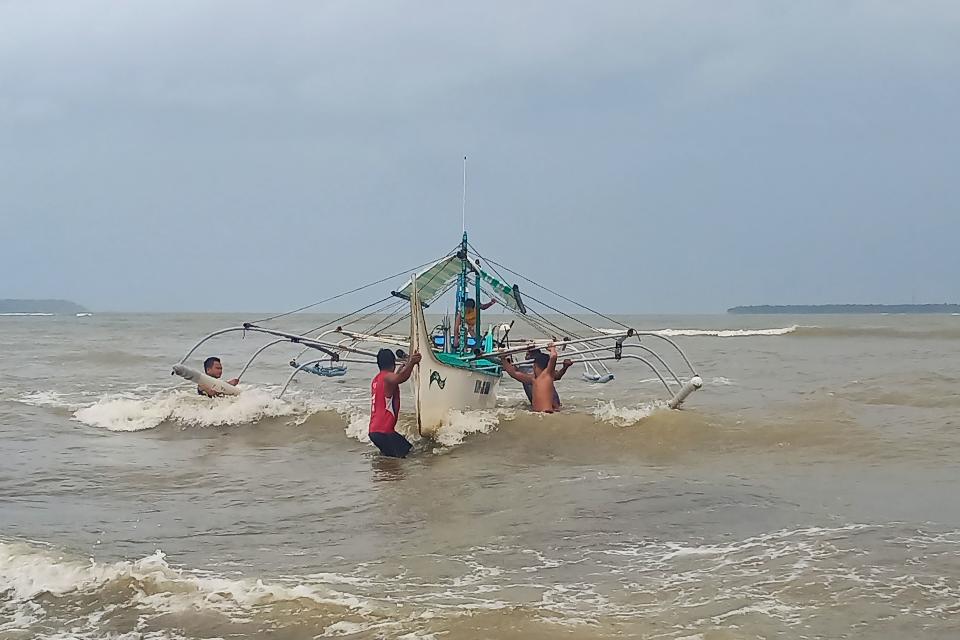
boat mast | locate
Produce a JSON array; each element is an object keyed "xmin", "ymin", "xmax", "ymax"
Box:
[
  {"xmin": 474, "ymin": 254, "xmax": 482, "ymax": 342},
  {"xmin": 461, "ymin": 155, "xmax": 467, "ymax": 234},
  {"xmin": 457, "ymin": 231, "xmax": 468, "ymax": 353},
  {"xmin": 457, "ymin": 155, "xmax": 470, "ymax": 353}
]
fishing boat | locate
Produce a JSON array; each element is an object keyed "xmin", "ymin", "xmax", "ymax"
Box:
[
  {"xmin": 172, "ymin": 230, "xmax": 703, "ymax": 437},
  {"xmin": 405, "ymin": 237, "xmax": 506, "ymax": 435}
]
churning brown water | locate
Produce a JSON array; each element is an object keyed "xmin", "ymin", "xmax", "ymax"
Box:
[{"xmin": 2, "ymin": 313, "xmax": 959, "ymax": 639}]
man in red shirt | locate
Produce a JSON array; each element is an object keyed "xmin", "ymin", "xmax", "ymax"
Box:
[{"xmin": 369, "ymin": 348, "xmax": 422, "ymax": 458}]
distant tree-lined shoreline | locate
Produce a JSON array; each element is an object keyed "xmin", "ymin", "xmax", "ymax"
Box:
[{"xmin": 0, "ymin": 299, "xmax": 88, "ymax": 313}]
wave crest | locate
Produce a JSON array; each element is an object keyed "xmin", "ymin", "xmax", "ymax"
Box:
[
  {"xmin": 0, "ymin": 539, "xmax": 364, "ymax": 635},
  {"xmin": 592, "ymin": 400, "xmax": 664, "ymax": 426},
  {"xmin": 72, "ymin": 388, "xmax": 344, "ymax": 432},
  {"xmin": 653, "ymin": 326, "xmax": 799, "ymax": 337}
]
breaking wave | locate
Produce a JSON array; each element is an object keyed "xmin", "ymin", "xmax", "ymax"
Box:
[
  {"xmin": 652, "ymin": 326, "xmax": 800, "ymax": 337},
  {"xmin": 71, "ymin": 388, "xmax": 353, "ymax": 432},
  {"xmin": 345, "ymin": 401, "xmax": 668, "ymax": 452},
  {"xmin": 343, "ymin": 407, "xmax": 510, "ymax": 451},
  {"xmin": 598, "ymin": 326, "xmax": 800, "ymax": 337},
  {"xmin": 3, "ymin": 522, "xmax": 959, "ymax": 638},
  {"xmin": 434, "ymin": 408, "xmax": 513, "ymax": 447},
  {"xmin": 0, "ymin": 312, "xmax": 91, "ymax": 317},
  {"xmin": 0, "ymin": 539, "xmax": 367, "ymax": 638},
  {"xmin": 14, "ymin": 390, "xmax": 87, "ymax": 411},
  {"xmin": 592, "ymin": 400, "xmax": 664, "ymax": 426},
  {"xmin": 600, "ymin": 324, "xmax": 960, "ymax": 340},
  {"xmin": 21, "ymin": 384, "xmax": 672, "ymax": 449},
  {"xmin": 0, "ymin": 312, "xmax": 55, "ymax": 316},
  {"xmin": 16, "ymin": 385, "xmax": 884, "ymax": 461}
]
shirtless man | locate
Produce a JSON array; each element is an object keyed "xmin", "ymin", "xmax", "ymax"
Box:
[
  {"xmin": 500, "ymin": 345, "xmax": 568, "ymax": 412},
  {"xmin": 518, "ymin": 348, "xmax": 573, "ymax": 409},
  {"xmin": 197, "ymin": 356, "xmax": 240, "ymax": 397}
]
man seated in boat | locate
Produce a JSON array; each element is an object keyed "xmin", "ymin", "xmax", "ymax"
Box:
[
  {"xmin": 197, "ymin": 356, "xmax": 240, "ymax": 397},
  {"xmin": 453, "ymin": 298, "xmax": 497, "ymax": 348},
  {"xmin": 500, "ymin": 345, "xmax": 569, "ymax": 413},
  {"xmin": 518, "ymin": 348, "xmax": 573, "ymax": 409},
  {"xmin": 369, "ymin": 349, "xmax": 422, "ymax": 458}
]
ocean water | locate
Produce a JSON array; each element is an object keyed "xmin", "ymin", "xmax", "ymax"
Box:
[{"xmin": 1, "ymin": 313, "xmax": 959, "ymax": 639}]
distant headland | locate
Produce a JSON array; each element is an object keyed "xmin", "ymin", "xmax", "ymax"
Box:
[
  {"xmin": 0, "ymin": 299, "xmax": 88, "ymax": 314},
  {"xmin": 728, "ymin": 304, "xmax": 960, "ymax": 314}
]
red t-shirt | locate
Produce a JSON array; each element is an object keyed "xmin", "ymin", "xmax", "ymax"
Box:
[{"xmin": 369, "ymin": 370, "xmax": 400, "ymax": 434}]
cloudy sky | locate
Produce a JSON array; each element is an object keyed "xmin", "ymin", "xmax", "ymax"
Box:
[{"xmin": 2, "ymin": 0, "xmax": 958, "ymax": 312}]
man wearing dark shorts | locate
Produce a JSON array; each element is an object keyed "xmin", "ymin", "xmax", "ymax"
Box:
[{"xmin": 369, "ymin": 348, "xmax": 421, "ymax": 458}]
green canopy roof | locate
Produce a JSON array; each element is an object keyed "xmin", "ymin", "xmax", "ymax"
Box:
[{"xmin": 394, "ymin": 255, "xmax": 522, "ymax": 313}]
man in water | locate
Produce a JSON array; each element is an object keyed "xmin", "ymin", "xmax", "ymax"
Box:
[
  {"xmin": 453, "ymin": 297, "xmax": 497, "ymax": 347},
  {"xmin": 197, "ymin": 356, "xmax": 240, "ymax": 397},
  {"xmin": 369, "ymin": 348, "xmax": 422, "ymax": 458},
  {"xmin": 516, "ymin": 348, "xmax": 573, "ymax": 409},
  {"xmin": 500, "ymin": 345, "xmax": 570, "ymax": 412}
]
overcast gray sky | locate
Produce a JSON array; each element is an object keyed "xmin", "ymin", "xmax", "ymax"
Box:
[{"xmin": 2, "ymin": 0, "xmax": 958, "ymax": 312}]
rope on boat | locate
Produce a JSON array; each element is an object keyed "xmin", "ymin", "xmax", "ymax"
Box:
[
  {"xmin": 283, "ymin": 243, "xmax": 461, "ymax": 337},
  {"xmin": 356, "ymin": 263, "xmax": 460, "ymax": 342},
  {"xmin": 295, "ymin": 296, "xmax": 396, "ymax": 336},
  {"xmin": 354, "ymin": 298, "xmax": 410, "ymax": 340},
  {"xmin": 247, "ymin": 255, "xmax": 451, "ymax": 325},
  {"xmin": 466, "ymin": 244, "xmax": 626, "ymax": 384},
  {"xmin": 463, "ymin": 243, "xmax": 606, "ymax": 354},
  {"xmin": 474, "ymin": 249, "xmax": 632, "ymax": 331},
  {"xmin": 466, "ymin": 242, "xmax": 621, "ymax": 342}
]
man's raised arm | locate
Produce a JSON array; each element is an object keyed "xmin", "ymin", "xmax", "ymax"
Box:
[
  {"xmin": 384, "ymin": 352, "xmax": 422, "ymax": 385},
  {"xmin": 554, "ymin": 358, "xmax": 574, "ymax": 380},
  {"xmin": 500, "ymin": 355, "xmax": 534, "ymax": 385},
  {"xmin": 546, "ymin": 345, "xmax": 559, "ymax": 372}
]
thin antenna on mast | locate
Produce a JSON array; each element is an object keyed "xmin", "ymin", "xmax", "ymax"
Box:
[{"xmin": 461, "ymin": 155, "xmax": 467, "ymax": 234}]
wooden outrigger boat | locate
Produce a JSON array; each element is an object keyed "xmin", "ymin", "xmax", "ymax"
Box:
[
  {"xmin": 404, "ymin": 234, "xmax": 508, "ymax": 436},
  {"xmin": 172, "ymin": 231, "xmax": 702, "ymax": 437}
]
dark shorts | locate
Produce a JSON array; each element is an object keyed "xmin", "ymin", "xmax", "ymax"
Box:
[{"xmin": 369, "ymin": 431, "xmax": 413, "ymax": 458}]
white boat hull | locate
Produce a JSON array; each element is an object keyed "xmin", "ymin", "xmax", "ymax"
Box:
[{"xmin": 409, "ymin": 276, "xmax": 501, "ymax": 438}]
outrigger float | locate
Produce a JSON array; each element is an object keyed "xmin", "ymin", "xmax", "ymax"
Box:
[{"xmin": 173, "ymin": 232, "xmax": 703, "ymax": 437}]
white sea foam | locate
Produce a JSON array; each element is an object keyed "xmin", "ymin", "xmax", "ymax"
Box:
[
  {"xmin": 75, "ymin": 312, "xmax": 93, "ymax": 317},
  {"xmin": 345, "ymin": 408, "xmax": 510, "ymax": 449},
  {"xmin": 15, "ymin": 390, "xmax": 87, "ymax": 410},
  {"xmin": 0, "ymin": 312, "xmax": 55, "ymax": 316},
  {"xmin": 72, "ymin": 388, "xmax": 347, "ymax": 432},
  {"xmin": 592, "ymin": 400, "xmax": 663, "ymax": 426},
  {"xmin": 344, "ymin": 409, "xmax": 375, "ymax": 443},
  {"xmin": 653, "ymin": 325, "xmax": 800, "ymax": 337},
  {"xmin": 597, "ymin": 325, "xmax": 799, "ymax": 337},
  {"xmin": 433, "ymin": 408, "xmax": 508, "ymax": 447},
  {"xmin": 324, "ymin": 621, "xmax": 372, "ymax": 636},
  {"xmin": 4, "ymin": 523, "xmax": 958, "ymax": 636},
  {"xmin": 0, "ymin": 540, "xmax": 367, "ymax": 625}
]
